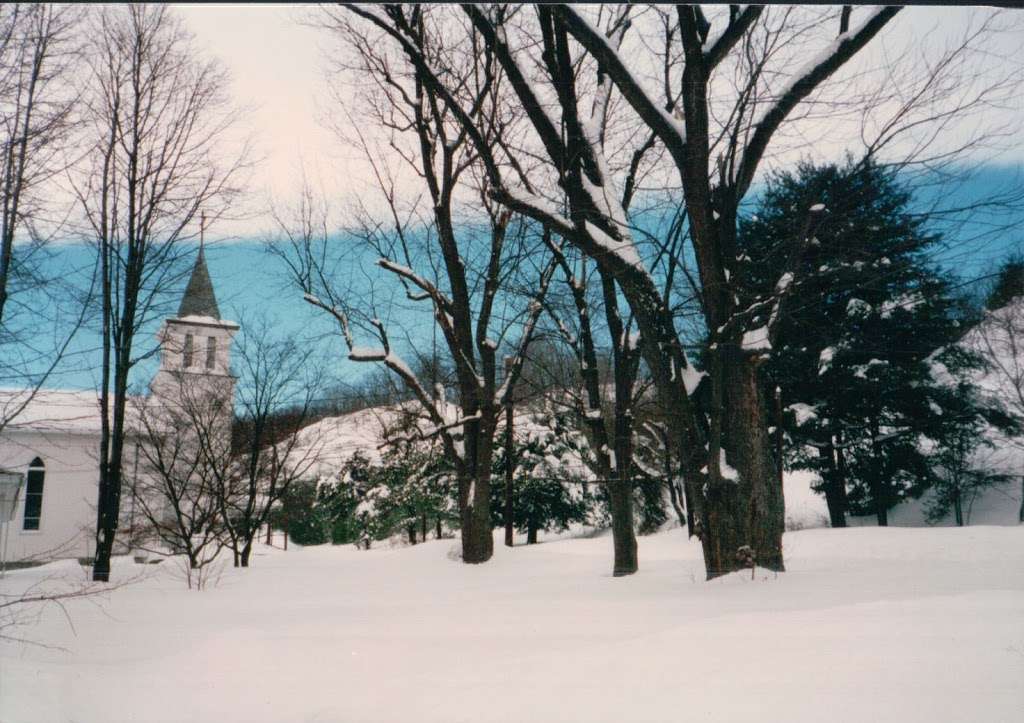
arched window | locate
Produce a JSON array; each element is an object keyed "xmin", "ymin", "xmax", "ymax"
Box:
[{"xmin": 23, "ymin": 457, "xmax": 44, "ymax": 531}]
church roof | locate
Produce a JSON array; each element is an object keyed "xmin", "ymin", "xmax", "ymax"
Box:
[
  {"xmin": 177, "ymin": 246, "xmax": 220, "ymax": 320},
  {"xmin": 0, "ymin": 389, "xmax": 141, "ymax": 435}
]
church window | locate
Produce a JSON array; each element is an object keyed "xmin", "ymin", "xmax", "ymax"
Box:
[
  {"xmin": 206, "ymin": 336, "xmax": 217, "ymax": 370},
  {"xmin": 183, "ymin": 333, "xmax": 194, "ymax": 367},
  {"xmin": 23, "ymin": 457, "xmax": 45, "ymax": 531}
]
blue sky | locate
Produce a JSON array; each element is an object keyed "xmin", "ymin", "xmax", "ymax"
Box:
[{"xmin": 28, "ymin": 162, "xmax": 1023, "ymax": 398}]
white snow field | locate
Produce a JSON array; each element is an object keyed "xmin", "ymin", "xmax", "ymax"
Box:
[{"xmin": 2, "ymin": 526, "xmax": 1023, "ymax": 723}]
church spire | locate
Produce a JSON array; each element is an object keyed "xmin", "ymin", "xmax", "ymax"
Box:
[{"xmin": 177, "ymin": 215, "xmax": 221, "ymax": 319}]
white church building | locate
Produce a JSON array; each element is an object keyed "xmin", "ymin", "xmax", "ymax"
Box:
[{"xmin": 0, "ymin": 247, "xmax": 238, "ymax": 563}]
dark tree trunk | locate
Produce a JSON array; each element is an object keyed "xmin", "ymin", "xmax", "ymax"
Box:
[
  {"xmin": 92, "ymin": 466, "xmax": 121, "ymax": 581},
  {"xmin": 436, "ymin": 518, "xmax": 443, "ymax": 539},
  {"xmin": 266, "ymin": 524, "xmax": 272, "ymax": 545},
  {"xmin": 460, "ymin": 414, "xmax": 495, "ymax": 563},
  {"xmin": 240, "ymin": 541, "xmax": 252, "ymax": 567},
  {"xmin": 818, "ymin": 441, "xmax": 848, "ymax": 528},
  {"xmin": 407, "ymin": 526, "xmax": 417, "ymax": 545},
  {"xmin": 667, "ymin": 480, "xmax": 687, "ymax": 530},
  {"xmin": 93, "ymin": 371, "xmax": 130, "ymax": 582},
  {"xmin": 700, "ymin": 356, "xmax": 785, "ymax": 578},
  {"xmin": 953, "ymin": 492, "xmax": 964, "ymax": 527},
  {"xmin": 682, "ymin": 483, "xmax": 697, "ymax": 537},
  {"xmin": 421, "ymin": 514, "xmax": 427, "ymax": 543},
  {"xmin": 526, "ymin": 521, "xmax": 537, "ymax": 545},
  {"xmin": 607, "ymin": 481, "xmax": 637, "ymax": 576},
  {"xmin": 504, "ymin": 404, "xmax": 515, "ymax": 548},
  {"xmin": 868, "ymin": 417, "xmax": 888, "ymax": 527}
]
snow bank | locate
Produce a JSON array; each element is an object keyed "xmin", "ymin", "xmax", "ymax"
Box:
[{"xmin": 2, "ymin": 525, "xmax": 1022, "ymax": 723}]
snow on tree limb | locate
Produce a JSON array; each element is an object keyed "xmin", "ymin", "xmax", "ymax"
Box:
[
  {"xmin": 735, "ymin": 6, "xmax": 901, "ymax": 197},
  {"xmin": 555, "ymin": 5, "xmax": 688, "ymax": 168},
  {"xmin": 378, "ymin": 258, "xmax": 454, "ymax": 311}
]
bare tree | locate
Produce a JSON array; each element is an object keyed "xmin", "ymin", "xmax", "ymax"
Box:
[
  {"xmin": 130, "ymin": 374, "xmax": 228, "ymax": 588},
  {"xmin": 284, "ymin": 11, "xmax": 557, "ymax": 564},
  {"xmin": 213, "ymin": 319, "xmax": 325, "ymax": 568},
  {"xmin": 969, "ymin": 299, "xmax": 1024, "ymax": 522},
  {"xmin": 343, "ymin": 4, "xmax": 1020, "ymax": 578},
  {"xmin": 539, "ymin": 234, "xmax": 645, "ymax": 574},
  {"xmin": 0, "ymin": 4, "xmax": 89, "ymax": 432},
  {"xmin": 75, "ymin": 4, "xmax": 248, "ymax": 582}
]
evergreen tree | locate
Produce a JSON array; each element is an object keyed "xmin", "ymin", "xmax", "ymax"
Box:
[
  {"xmin": 272, "ymin": 479, "xmax": 329, "ymax": 546},
  {"xmin": 739, "ymin": 158, "xmax": 1006, "ymax": 525},
  {"xmin": 923, "ymin": 371, "xmax": 1017, "ymax": 525},
  {"xmin": 985, "ymin": 253, "xmax": 1024, "ymax": 311},
  {"xmin": 490, "ymin": 420, "xmax": 590, "ymax": 544}
]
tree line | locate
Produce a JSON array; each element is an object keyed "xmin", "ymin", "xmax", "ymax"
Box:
[{"xmin": 3, "ymin": 5, "xmax": 1022, "ymax": 585}]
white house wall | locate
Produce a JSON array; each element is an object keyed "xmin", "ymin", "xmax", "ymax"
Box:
[{"xmin": 0, "ymin": 430, "xmax": 103, "ymax": 562}]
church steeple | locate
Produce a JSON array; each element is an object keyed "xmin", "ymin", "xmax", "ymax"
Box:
[
  {"xmin": 177, "ymin": 223, "xmax": 220, "ymax": 319},
  {"xmin": 150, "ymin": 227, "xmax": 239, "ymax": 405}
]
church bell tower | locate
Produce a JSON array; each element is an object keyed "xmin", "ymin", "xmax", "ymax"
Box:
[{"xmin": 150, "ymin": 241, "xmax": 239, "ymax": 408}]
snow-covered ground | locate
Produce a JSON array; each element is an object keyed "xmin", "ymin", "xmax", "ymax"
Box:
[{"xmin": 3, "ymin": 525, "xmax": 1022, "ymax": 723}]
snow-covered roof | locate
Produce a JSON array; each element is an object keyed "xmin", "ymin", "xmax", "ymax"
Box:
[{"xmin": 0, "ymin": 388, "xmax": 141, "ymax": 435}]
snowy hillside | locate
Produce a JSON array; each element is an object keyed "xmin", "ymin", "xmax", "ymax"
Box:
[{"xmin": 2, "ymin": 525, "xmax": 1022, "ymax": 723}]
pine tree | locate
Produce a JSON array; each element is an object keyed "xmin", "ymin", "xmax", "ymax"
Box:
[
  {"xmin": 490, "ymin": 418, "xmax": 589, "ymax": 544},
  {"xmin": 739, "ymin": 159, "xmax": 1007, "ymax": 525},
  {"xmin": 985, "ymin": 254, "xmax": 1024, "ymax": 311}
]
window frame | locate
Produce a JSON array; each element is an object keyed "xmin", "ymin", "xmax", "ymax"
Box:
[
  {"xmin": 183, "ymin": 333, "xmax": 194, "ymax": 368},
  {"xmin": 205, "ymin": 335, "xmax": 217, "ymax": 370},
  {"xmin": 22, "ymin": 457, "xmax": 45, "ymax": 532}
]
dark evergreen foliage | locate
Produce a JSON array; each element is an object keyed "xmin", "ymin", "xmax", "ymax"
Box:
[
  {"xmin": 490, "ymin": 431, "xmax": 589, "ymax": 544},
  {"xmin": 738, "ymin": 158, "xmax": 1011, "ymax": 525},
  {"xmin": 272, "ymin": 480, "xmax": 328, "ymax": 546},
  {"xmin": 985, "ymin": 254, "xmax": 1024, "ymax": 311}
]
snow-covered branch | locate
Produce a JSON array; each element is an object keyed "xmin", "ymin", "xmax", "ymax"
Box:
[
  {"xmin": 378, "ymin": 258, "xmax": 453, "ymax": 312},
  {"xmin": 735, "ymin": 7, "xmax": 901, "ymax": 197}
]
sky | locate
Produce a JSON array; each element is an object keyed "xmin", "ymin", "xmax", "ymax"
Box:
[
  {"xmin": 18, "ymin": 5, "xmax": 1024, "ymax": 395},
  {"xmin": 171, "ymin": 4, "xmax": 1024, "ymax": 240},
  {"xmin": 174, "ymin": 4, "xmax": 364, "ymax": 242}
]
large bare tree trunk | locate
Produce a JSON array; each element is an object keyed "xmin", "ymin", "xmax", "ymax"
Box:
[
  {"xmin": 700, "ymin": 358, "xmax": 785, "ymax": 576},
  {"xmin": 461, "ymin": 416, "xmax": 495, "ymax": 563}
]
